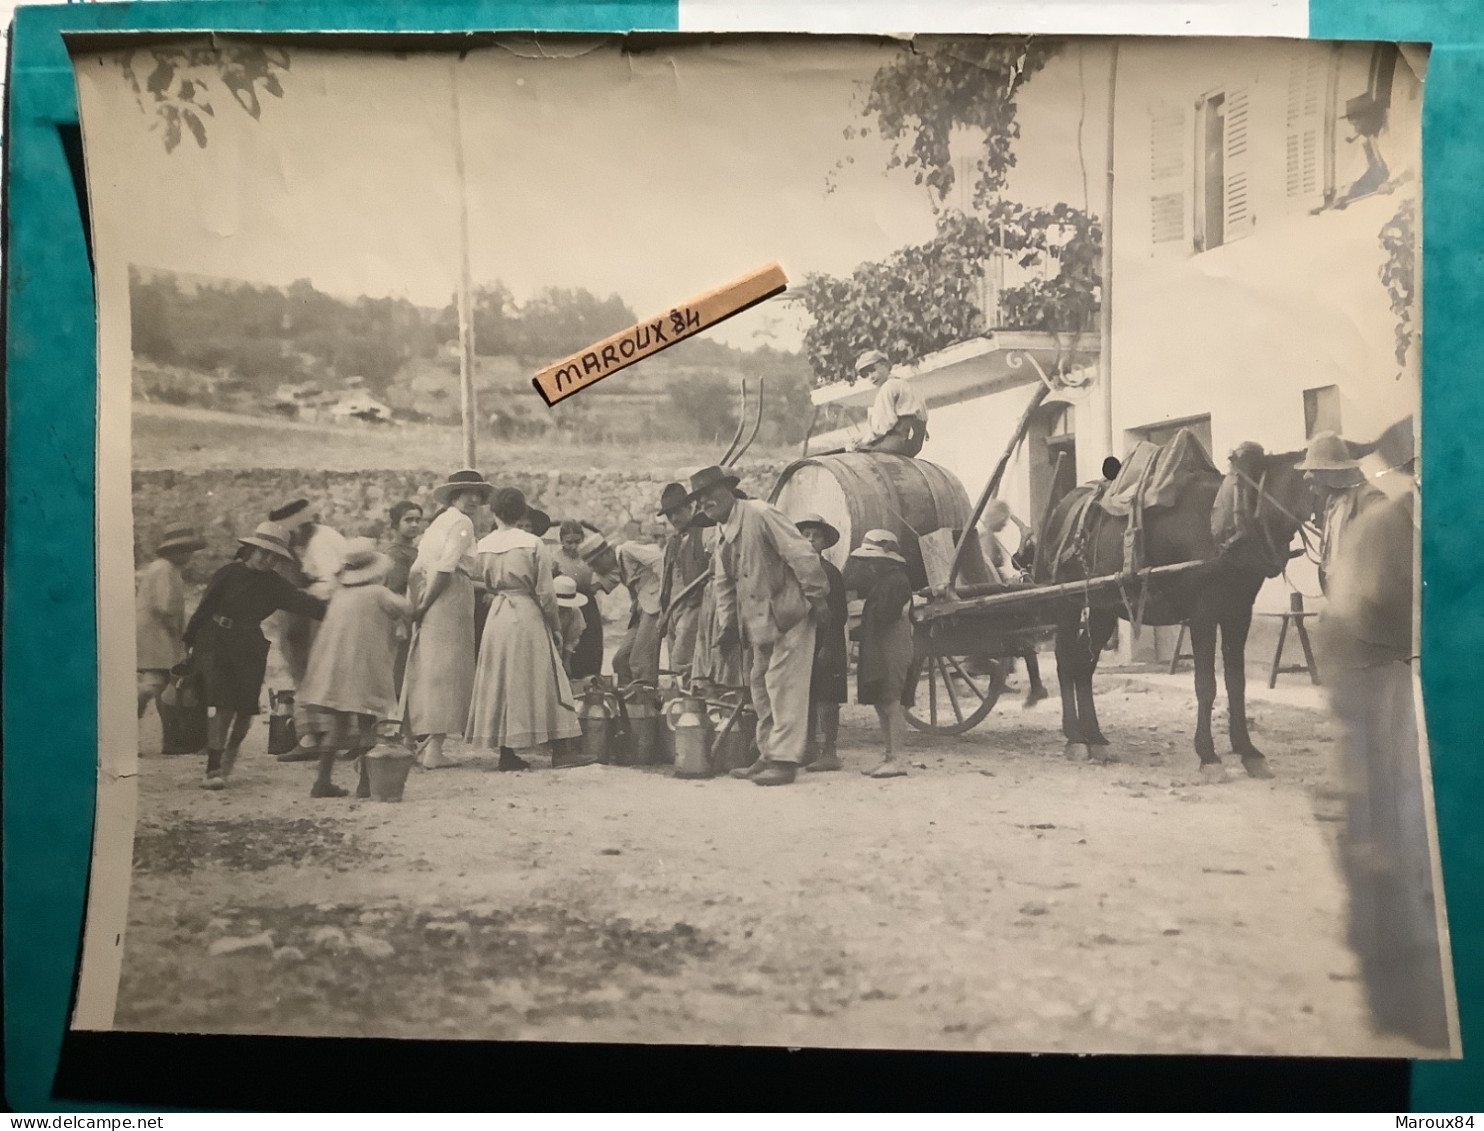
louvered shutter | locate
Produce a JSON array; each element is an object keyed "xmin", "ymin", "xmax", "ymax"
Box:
[
  {"xmin": 1285, "ymin": 53, "xmax": 1325, "ymax": 204},
  {"xmin": 1222, "ymin": 87, "xmax": 1254, "ymax": 241},
  {"xmin": 1149, "ymin": 104, "xmax": 1189, "ymax": 251}
]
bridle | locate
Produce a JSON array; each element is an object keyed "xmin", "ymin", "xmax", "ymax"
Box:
[{"xmin": 1235, "ymin": 463, "xmax": 1323, "ymax": 573}]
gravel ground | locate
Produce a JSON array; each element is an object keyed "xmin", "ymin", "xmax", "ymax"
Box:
[{"xmin": 114, "ymin": 661, "xmax": 1434, "ymax": 1058}]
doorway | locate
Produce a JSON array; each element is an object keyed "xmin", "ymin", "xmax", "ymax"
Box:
[{"xmin": 1028, "ymin": 401, "xmax": 1078, "ymax": 531}]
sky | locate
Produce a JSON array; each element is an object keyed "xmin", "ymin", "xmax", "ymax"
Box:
[{"xmin": 73, "ymin": 36, "xmax": 1110, "ymax": 350}]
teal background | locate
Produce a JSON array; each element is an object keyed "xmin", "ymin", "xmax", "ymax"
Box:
[
  {"xmin": 1311, "ymin": 0, "xmax": 1484, "ymax": 1112},
  {"xmin": 3, "ymin": 0, "xmax": 1479, "ymax": 1111}
]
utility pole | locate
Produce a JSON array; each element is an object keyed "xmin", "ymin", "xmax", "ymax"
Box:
[
  {"xmin": 451, "ymin": 62, "xmax": 477, "ymax": 469},
  {"xmin": 1100, "ymin": 41, "xmax": 1119, "ymax": 463}
]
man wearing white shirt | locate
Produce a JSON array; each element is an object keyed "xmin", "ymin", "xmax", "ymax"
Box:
[{"xmin": 849, "ymin": 350, "xmax": 929, "ymax": 457}]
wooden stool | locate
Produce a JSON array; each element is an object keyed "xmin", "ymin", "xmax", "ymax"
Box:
[
  {"xmin": 1262, "ymin": 592, "xmax": 1321, "ymax": 688},
  {"xmin": 1168, "ymin": 623, "xmax": 1196, "ymax": 674}
]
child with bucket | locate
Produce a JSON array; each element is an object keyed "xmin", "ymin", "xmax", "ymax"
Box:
[{"xmin": 294, "ymin": 538, "xmax": 414, "ymax": 798}]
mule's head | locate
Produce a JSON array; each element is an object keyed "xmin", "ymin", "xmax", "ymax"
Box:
[{"xmin": 1218, "ymin": 444, "xmax": 1314, "ymax": 577}]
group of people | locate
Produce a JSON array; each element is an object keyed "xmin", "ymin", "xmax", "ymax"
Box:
[{"xmin": 133, "ymin": 454, "xmax": 940, "ymax": 795}]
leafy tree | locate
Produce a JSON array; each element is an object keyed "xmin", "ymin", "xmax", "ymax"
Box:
[
  {"xmin": 1379, "ymin": 198, "xmax": 1417, "ymax": 366},
  {"xmin": 114, "ymin": 43, "xmax": 289, "ymax": 153},
  {"xmin": 513, "ymin": 287, "xmax": 637, "ymax": 362},
  {"xmin": 667, "ymin": 370, "xmax": 738, "ymax": 442}
]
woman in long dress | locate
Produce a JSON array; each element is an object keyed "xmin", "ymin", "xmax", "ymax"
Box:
[
  {"xmin": 467, "ymin": 487, "xmax": 582, "ymax": 770},
  {"xmin": 400, "ymin": 469, "xmax": 492, "ymax": 769},
  {"xmin": 554, "ymin": 519, "xmax": 607, "ymax": 680}
]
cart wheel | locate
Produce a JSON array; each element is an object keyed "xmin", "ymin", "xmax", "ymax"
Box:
[{"xmin": 904, "ymin": 651, "xmax": 1005, "ymax": 735}]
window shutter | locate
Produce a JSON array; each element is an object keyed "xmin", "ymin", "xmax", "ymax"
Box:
[
  {"xmin": 1149, "ymin": 104, "xmax": 1188, "ymax": 249},
  {"xmin": 1285, "ymin": 53, "xmax": 1325, "ymax": 202},
  {"xmin": 1222, "ymin": 87, "xmax": 1254, "ymax": 241}
]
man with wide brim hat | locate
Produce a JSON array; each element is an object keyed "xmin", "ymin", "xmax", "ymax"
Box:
[
  {"xmin": 690, "ymin": 463, "xmax": 831, "ymax": 787},
  {"xmin": 1299, "ymin": 431, "xmax": 1386, "ymax": 593},
  {"xmin": 400, "ymin": 471, "xmax": 487, "ymax": 770},
  {"xmin": 795, "ymin": 513, "xmax": 848, "ymax": 773},
  {"xmin": 848, "ymin": 350, "xmax": 929, "ymax": 458},
  {"xmin": 658, "ymin": 481, "xmax": 714, "ymax": 674},
  {"xmin": 137, "ymin": 524, "xmax": 209, "ymax": 728},
  {"xmin": 295, "ymin": 537, "xmax": 414, "ymax": 799}
]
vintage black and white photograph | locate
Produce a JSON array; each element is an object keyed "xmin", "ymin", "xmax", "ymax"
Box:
[{"xmin": 70, "ymin": 32, "xmax": 1455, "ymax": 1056}]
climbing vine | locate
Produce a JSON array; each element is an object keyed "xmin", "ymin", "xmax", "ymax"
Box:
[{"xmin": 1378, "ymin": 197, "xmax": 1418, "ymax": 367}]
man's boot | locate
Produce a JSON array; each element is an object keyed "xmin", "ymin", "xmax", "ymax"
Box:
[
  {"xmin": 202, "ymin": 747, "xmax": 226, "ymax": 790},
  {"xmin": 730, "ymin": 758, "xmax": 770, "ymax": 780},
  {"xmin": 807, "ymin": 704, "xmax": 842, "ymax": 772},
  {"xmin": 752, "ymin": 761, "xmax": 798, "ymax": 786}
]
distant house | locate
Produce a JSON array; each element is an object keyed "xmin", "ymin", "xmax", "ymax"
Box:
[
  {"xmin": 809, "ymin": 39, "xmax": 1420, "ymax": 662},
  {"xmin": 329, "ymin": 391, "xmax": 395, "ymax": 425}
]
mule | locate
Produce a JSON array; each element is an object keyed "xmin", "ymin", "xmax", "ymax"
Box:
[{"xmin": 1034, "ymin": 442, "xmax": 1312, "ymax": 778}]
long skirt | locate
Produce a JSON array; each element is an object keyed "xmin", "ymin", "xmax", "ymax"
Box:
[
  {"xmin": 858, "ymin": 615, "xmax": 915, "ymax": 708},
  {"xmin": 400, "ymin": 571, "xmax": 475, "ymax": 737},
  {"xmin": 194, "ymin": 624, "xmax": 271, "ymax": 715},
  {"xmin": 296, "ymin": 705, "xmax": 377, "ymax": 752},
  {"xmin": 276, "ymin": 610, "xmax": 317, "ymax": 688},
  {"xmin": 467, "ymin": 592, "xmax": 582, "ymax": 751},
  {"xmin": 569, "ymin": 592, "xmax": 604, "ymax": 679}
]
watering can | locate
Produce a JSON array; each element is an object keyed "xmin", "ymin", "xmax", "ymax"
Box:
[
  {"xmin": 664, "ymin": 693, "xmax": 713, "ymax": 778},
  {"xmin": 579, "ymin": 678, "xmax": 622, "ymax": 766}
]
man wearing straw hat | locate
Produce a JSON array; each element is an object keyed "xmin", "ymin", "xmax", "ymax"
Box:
[
  {"xmin": 136, "ymin": 523, "xmax": 206, "ymax": 727},
  {"xmin": 1298, "ymin": 430, "xmax": 1388, "ymax": 593},
  {"xmin": 582, "ymin": 529, "xmax": 665, "ymax": 687},
  {"xmin": 689, "ymin": 465, "xmax": 830, "ymax": 786},
  {"xmin": 658, "ymin": 481, "xmax": 712, "ymax": 675},
  {"xmin": 400, "ymin": 469, "xmax": 493, "ymax": 770},
  {"xmin": 848, "ymin": 350, "xmax": 929, "ymax": 458}
]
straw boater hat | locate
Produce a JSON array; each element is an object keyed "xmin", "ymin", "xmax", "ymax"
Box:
[
  {"xmin": 338, "ymin": 537, "xmax": 392, "ymax": 587},
  {"xmin": 268, "ymin": 498, "xmax": 315, "ymax": 531},
  {"xmin": 795, "ymin": 512, "xmax": 840, "ymax": 549},
  {"xmin": 849, "ymin": 528, "xmax": 906, "ymax": 564},
  {"xmin": 855, "ymin": 349, "xmax": 889, "ymax": 375},
  {"xmin": 553, "ymin": 575, "xmax": 589, "ymax": 609},
  {"xmin": 238, "ymin": 521, "xmax": 295, "ymax": 561},
  {"xmin": 431, "ymin": 469, "xmax": 496, "ymax": 507},
  {"xmin": 156, "ymin": 523, "xmax": 206, "ymax": 555},
  {"xmin": 577, "ymin": 530, "xmax": 611, "ymax": 564}
]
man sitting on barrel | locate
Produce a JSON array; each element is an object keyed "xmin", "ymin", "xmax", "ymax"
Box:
[{"xmin": 848, "ymin": 350, "xmax": 929, "ymax": 458}]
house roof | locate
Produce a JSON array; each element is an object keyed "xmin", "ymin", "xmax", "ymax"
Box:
[{"xmin": 810, "ymin": 331, "xmax": 1099, "ymax": 411}]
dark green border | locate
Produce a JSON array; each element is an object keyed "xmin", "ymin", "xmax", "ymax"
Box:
[{"xmin": 4, "ymin": 0, "xmax": 1480, "ymax": 1111}]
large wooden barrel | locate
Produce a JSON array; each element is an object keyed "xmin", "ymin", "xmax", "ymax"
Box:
[{"xmin": 769, "ymin": 453, "xmax": 993, "ymax": 588}]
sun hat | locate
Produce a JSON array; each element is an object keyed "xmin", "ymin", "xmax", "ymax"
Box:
[
  {"xmin": 577, "ymin": 530, "xmax": 612, "ymax": 564},
  {"xmin": 849, "ymin": 528, "xmax": 906, "ymax": 564},
  {"xmin": 338, "ymin": 537, "xmax": 392, "ymax": 587},
  {"xmin": 794, "ymin": 512, "xmax": 840, "ymax": 549},
  {"xmin": 268, "ymin": 498, "xmax": 314, "ymax": 530},
  {"xmin": 521, "ymin": 506, "xmax": 553, "ymax": 537},
  {"xmin": 237, "ymin": 521, "xmax": 295, "ymax": 561},
  {"xmin": 156, "ymin": 523, "xmax": 206, "ymax": 555},
  {"xmin": 855, "ymin": 349, "xmax": 889, "ymax": 375},
  {"xmin": 554, "ymin": 575, "xmax": 589, "ymax": 609},
  {"xmin": 431, "ymin": 469, "xmax": 496, "ymax": 507},
  {"xmin": 683, "ymin": 465, "xmax": 742, "ymax": 506},
  {"xmin": 1296, "ymin": 431, "xmax": 1359, "ymax": 472}
]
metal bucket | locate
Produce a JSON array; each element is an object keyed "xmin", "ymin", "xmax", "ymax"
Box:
[{"xmin": 364, "ymin": 746, "xmax": 415, "ymax": 802}]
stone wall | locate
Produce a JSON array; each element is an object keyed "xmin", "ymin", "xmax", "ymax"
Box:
[{"xmin": 132, "ymin": 464, "xmax": 786, "ymax": 584}]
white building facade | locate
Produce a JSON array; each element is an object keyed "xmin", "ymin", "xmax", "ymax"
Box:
[{"xmin": 810, "ymin": 38, "xmax": 1421, "ymax": 660}]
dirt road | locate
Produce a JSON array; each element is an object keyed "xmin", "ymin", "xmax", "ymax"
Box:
[{"xmin": 115, "ymin": 666, "xmax": 1430, "ymax": 1057}]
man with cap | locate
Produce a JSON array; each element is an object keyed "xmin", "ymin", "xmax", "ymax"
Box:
[
  {"xmin": 848, "ymin": 350, "xmax": 929, "ymax": 458},
  {"xmin": 583, "ymin": 529, "xmax": 665, "ymax": 686},
  {"xmin": 1299, "ymin": 430, "xmax": 1387, "ymax": 593},
  {"xmin": 658, "ymin": 481, "xmax": 712, "ymax": 674},
  {"xmin": 267, "ymin": 498, "xmax": 347, "ymax": 688},
  {"xmin": 136, "ymin": 524, "xmax": 206, "ymax": 728},
  {"xmin": 796, "ymin": 513, "xmax": 848, "ymax": 772},
  {"xmin": 690, "ymin": 465, "xmax": 831, "ymax": 786}
]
